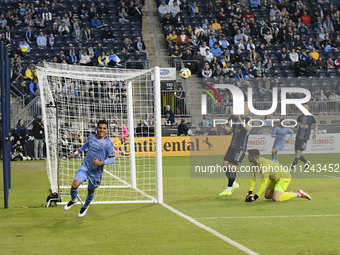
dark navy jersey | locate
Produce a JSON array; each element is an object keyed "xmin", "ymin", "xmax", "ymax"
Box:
[
  {"xmin": 229, "ymin": 116, "xmax": 251, "ymax": 149},
  {"xmin": 296, "ymin": 115, "xmax": 316, "ymax": 140}
]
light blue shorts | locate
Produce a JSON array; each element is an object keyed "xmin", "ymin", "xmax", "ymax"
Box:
[
  {"xmin": 74, "ymin": 166, "xmax": 103, "ymax": 190},
  {"xmin": 273, "ymin": 143, "xmax": 284, "ymax": 151}
]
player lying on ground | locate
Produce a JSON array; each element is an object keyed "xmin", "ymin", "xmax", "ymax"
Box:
[
  {"xmin": 64, "ymin": 120, "xmax": 116, "ymax": 217},
  {"xmin": 290, "ymin": 102, "xmax": 317, "ymax": 172},
  {"xmin": 271, "ymin": 119, "xmax": 293, "ymax": 163},
  {"xmin": 245, "ymin": 149, "xmax": 311, "ymax": 202},
  {"xmin": 219, "ymin": 102, "xmax": 252, "ymax": 196}
]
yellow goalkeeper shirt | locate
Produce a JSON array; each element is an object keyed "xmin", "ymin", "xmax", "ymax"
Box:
[{"xmin": 248, "ymin": 157, "xmax": 291, "ymax": 197}]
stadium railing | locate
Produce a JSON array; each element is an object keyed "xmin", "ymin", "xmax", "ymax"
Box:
[{"xmin": 11, "ymin": 96, "xmax": 40, "ymax": 129}]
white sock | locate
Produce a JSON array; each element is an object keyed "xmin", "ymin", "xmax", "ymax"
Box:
[
  {"xmin": 295, "ymin": 193, "xmax": 301, "ymax": 197},
  {"xmin": 226, "ymin": 186, "xmax": 232, "ymax": 192},
  {"xmin": 232, "ymin": 181, "xmax": 238, "ymax": 187}
]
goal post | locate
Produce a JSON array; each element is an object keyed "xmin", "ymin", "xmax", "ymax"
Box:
[{"xmin": 36, "ymin": 63, "xmax": 163, "ymax": 204}]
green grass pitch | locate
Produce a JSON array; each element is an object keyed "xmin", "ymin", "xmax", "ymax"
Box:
[{"xmin": 1, "ymin": 154, "xmax": 340, "ymax": 255}]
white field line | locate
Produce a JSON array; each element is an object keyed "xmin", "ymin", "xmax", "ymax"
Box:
[
  {"xmin": 195, "ymin": 214, "xmax": 340, "ymax": 220},
  {"xmin": 323, "ymin": 175, "xmax": 340, "ymax": 179},
  {"xmin": 161, "ymin": 203, "xmax": 259, "ymax": 255}
]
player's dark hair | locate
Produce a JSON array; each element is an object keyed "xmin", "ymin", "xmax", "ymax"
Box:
[
  {"xmin": 247, "ymin": 149, "xmax": 260, "ymax": 158},
  {"xmin": 280, "ymin": 118, "xmax": 284, "ymax": 124},
  {"xmin": 97, "ymin": 120, "xmax": 108, "ymax": 128}
]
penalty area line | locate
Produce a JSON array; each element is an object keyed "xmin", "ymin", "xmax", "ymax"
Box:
[
  {"xmin": 161, "ymin": 203, "xmax": 259, "ymax": 255},
  {"xmin": 195, "ymin": 214, "xmax": 340, "ymax": 220}
]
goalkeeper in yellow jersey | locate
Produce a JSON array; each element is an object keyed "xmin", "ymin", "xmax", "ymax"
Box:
[{"xmin": 245, "ymin": 149, "xmax": 311, "ymax": 202}]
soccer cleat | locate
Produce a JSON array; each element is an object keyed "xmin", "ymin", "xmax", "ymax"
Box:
[
  {"xmin": 304, "ymin": 161, "xmax": 311, "ymax": 172},
  {"xmin": 219, "ymin": 184, "xmax": 239, "ymax": 196},
  {"xmin": 78, "ymin": 207, "xmax": 89, "ymax": 217},
  {"xmin": 297, "ymin": 189, "xmax": 312, "ymax": 200},
  {"xmin": 64, "ymin": 200, "xmax": 76, "ymax": 210},
  {"xmin": 219, "ymin": 190, "xmax": 232, "ymax": 196}
]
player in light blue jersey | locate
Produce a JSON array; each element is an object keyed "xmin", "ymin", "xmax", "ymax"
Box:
[
  {"xmin": 64, "ymin": 120, "xmax": 116, "ymax": 217},
  {"xmin": 271, "ymin": 119, "xmax": 293, "ymax": 163}
]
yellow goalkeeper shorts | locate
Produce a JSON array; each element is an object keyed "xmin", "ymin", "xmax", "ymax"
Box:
[{"xmin": 267, "ymin": 178, "xmax": 291, "ymax": 193}]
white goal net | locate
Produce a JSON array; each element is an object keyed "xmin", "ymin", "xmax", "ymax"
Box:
[{"xmin": 36, "ymin": 63, "xmax": 162, "ymax": 204}]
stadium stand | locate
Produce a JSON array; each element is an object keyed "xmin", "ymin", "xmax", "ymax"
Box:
[{"xmin": 156, "ymin": 0, "xmax": 340, "ymax": 117}]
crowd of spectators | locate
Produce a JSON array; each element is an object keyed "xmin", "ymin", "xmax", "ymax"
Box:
[
  {"xmin": 3, "ymin": 0, "xmax": 147, "ymax": 107},
  {"xmin": 159, "ymin": 1, "xmax": 340, "ymax": 77}
]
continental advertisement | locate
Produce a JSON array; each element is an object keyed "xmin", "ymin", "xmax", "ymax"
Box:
[
  {"xmin": 110, "ymin": 136, "xmax": 232, "ymax": 157},
  {"xmin": 110, "ymin": 134, "xmax": 340, "ymax": 157}
]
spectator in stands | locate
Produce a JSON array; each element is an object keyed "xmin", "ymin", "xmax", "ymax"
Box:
[
  {"xmin": 219, "ymin": 35, "xmax": 230, "ymax": 50},
  {"xmin": 177, "ymin": 30, "xmax": 189, "ymax": 46},
  {"xmin": 102, "ymin": 27, "xmax": 114, "ymax": 42},
  {"xmin": 234, "ymin": 29, "xmax": 248, "ymax": 45},
  {"xmin": 24, "ymin": 26, "xmax": 34, "ymax": 43},
  {"xmin": 0, "ymin": 14, "xmax": 7, "ymax": 29},
  {"xmin": 118, "ymin": 7, "xmax": 129, "ymax": 23},
  {"xmin": 202, "ymin": 115, "xmax": 212, "ymax": 126},
  {"xmin": 84, "ymin": 25, "xmax": 94, "ymax": 41},
  {"xmin": 289, "ymin": 48, "xmax": 299, "ymax": 64},
  {"xmin": 329, "ymin": 90, "xmax": 340, "ymax": 101},
  {"xmin": 327, "ymin": 57, "xmax": 334, "ymax": 69},
  {"xmin": 301, "ymin": 11, "xmax": 311, "ymax": 25},
  {"xmin": 98, "ymin": 51, "xmax": 109, "ymax": 67},
  {"xmin": 46, "ymin": 33, "xmax": 56, "ymax": 47},
  {"xmin": 323, "ymin": 15, "xmax": 334, "ymax": 32},
  {"xmin": 42, "ymin": 8, "xmax": 52, "ymax": 24},
  {"xmin": 178, "ymin": 119, "xmax": 189, "ymax": 136},
  {"xmin": 206, "ymin": 1, "xmax": 216, "ymax": 15},
  {"xmin": 246, "ymin": 48, "xmax": 262, "ymax": 64},
  {"xmin": 36, "ymin": 31, "xmax": 47, "ymax": 48},
  {"xmin": 258, "ymin": 75, "xmax": 272, "ymax": 96},
  {"xmin": 212, "ymin": 19, "xmax": 222, "ymax": 32},
  {"xmin": 210, "ymin": 43, "xmax": 222, "ymax": 57},
  {"xmin": 98, "ymin": 2, "xmax": 108, "ymax": 17},
  {"xmin": 203, "ymin": 48, "xmax": 213, "ymax": 62},
  {"xmin": 209, "ymin": 127, "xmax": 221, "ymax": 135},
  {"xmin": 24, "ymin": 65, "xmax": 36, "ymax": 80},
  {"xmin": 11, "ymin": 53, "xmax": 22, "ymax": 69},
  {"xmin": 79, "ymin": 50, "xmax": 91, "ymax": 66},
  {"xmin": 270, "ymin": 5, "xmax": 281, "ymax": 17},
  {"xmin": 158, "ymin": 1, "xmax": 170, "ymax": 18},
  {"xmin": 12, "ymin": 66, "xmax": 24, "ymax": 83},
  {"xmin": 305, "ymin": 62, "xmax": 317, "ymax": 76},
  {"xmin": 202, "ymin": 63, "xmax": 212, "ymax": 78},
  {"xmin": 264, "ymin": 30, "xmax": 273, "ymax": 45},
  {"xmin": 250, "ymin": 0, "xmax": 260, "ymax": 8},
  {"xmin": 316, "ymin": 57, "xmax": 326, "ymax": 69},
  {"xmin": 167, "ymin": 31, "xmax": 178, "ymax": 44},
  {"xmin": 19, "ymin": 39, "xmax": 30, "ymax": 54},
  {"xmin": 134, "ymin": 37, "xmax": 146, "ymax": 53},
  {"xmin": 165, "ymin": 105, "xmax": 175, "ymax": 124},
  {"xmin": 294, "ymin": 60, "xmax": 306, "ymax": 77},
  {"xmin": 170, "ymin": 1, "xmax": 180, "ymax": 17},
  {"xmin": 170, "ymin": 44, "xmax": 183, "ymax": 57},
  {"xmin": 189, "ymin": 1, "xmax": 200, "ymax": 15},
  {"xmin": 71, "ymin": 25, "xmax": 83, "ymax": 43},
  {"xmin": 68, "ymin": 52, "xmax": 78, "ymax": 65},
  {"xmin": 235, "ymin": 68, "xmax": 250, "ymax": 86},
  {"xmin": 278, "ymin": 47, "xmax": 289, "ymax": 63},
  {"xmin": 318, "ymin": 89, "xmax": 328, "ymax": 115},
  {"xmin": 29, "ymin": 78, "xmax": 39, "ymax": 96},
  {"xmin": 253, "ymin": 61, "xmax": 265, "ymax": 77},
  {"xmin": 144, "ymin": 114, "xmax": 153, "ymax": 126},
  {"xmin": 310, "ymin": 48, "xmax": 319, "ymax": 60},
  {"xmin": 122, "ymin": 38, "xmax": 135, "ymax": 52},
  {"xmin": 58, "ymin": 21, "xmax": 70, "ymax": 35},
  {"xmin": 300, "ymin": 49, "xmax": 308, "ymax": 64},
  {"xmin": 91, "ymin": 15, "xmax": 103, "ymax": 28}
]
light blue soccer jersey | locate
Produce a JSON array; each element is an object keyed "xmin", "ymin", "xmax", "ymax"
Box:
[
  {"xmin": 272, "ymin": 126, "xmax": 293, "ymax": 150},
  {"xmin": 80, "ymin": 134, "xmax": 115, "ymax": 172}
]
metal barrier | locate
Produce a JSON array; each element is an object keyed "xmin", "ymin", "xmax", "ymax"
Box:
[
  {"xmin": 146, "ymin": 56, "xmax": 183, "ymax": 69},
  {"xmin": 124, "ymin": 60, "xmax": 148, "ymax": 69},
  {"xmin": 11, "ymin": 96, "xmax": 41, "ymax": 129},
  {"xmin": 161, "ymin": 90, "xmax": 189, "ymax": 117}
]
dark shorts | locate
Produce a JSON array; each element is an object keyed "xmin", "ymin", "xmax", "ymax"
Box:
[
  {"xmin": 295, "ymin": 139, "xmax": 308, "ymax": 152},
  {"xmin": 223, "ymin": 145, "xmax": 246, "ymax": 165}
]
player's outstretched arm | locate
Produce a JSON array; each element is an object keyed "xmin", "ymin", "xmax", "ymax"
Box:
[
  {"xmin": 221, "ymin": 124, "xmax": 232, "ymax": 133},
  {"xmin": 68, "ymin": 149, "xmax": 81, "ymax": 159},
  {"xmin": 313, "ymin": 124, "xmax": 318, "ymax": 139}
]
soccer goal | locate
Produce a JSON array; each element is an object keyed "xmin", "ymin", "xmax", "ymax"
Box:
[{"xmin": 36, "ymin": 63, "xmax": 163, "ymax": 204}]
